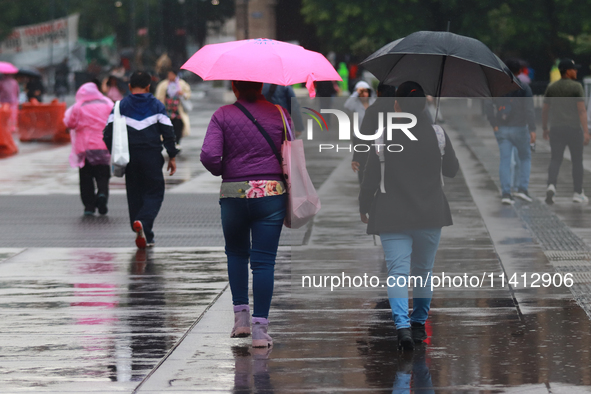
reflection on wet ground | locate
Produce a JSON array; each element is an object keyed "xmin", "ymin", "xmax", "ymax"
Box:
[
  {"xmin": 0, "ymin": 247, "xmax": 227, "ymax": 392},
  {"xmin": 5, "ymin": 99, "xmax": 591, "ymax": 392},
  {"xmin": 137, "ymin": 126, "xmax": 591, "ymax": 392}
]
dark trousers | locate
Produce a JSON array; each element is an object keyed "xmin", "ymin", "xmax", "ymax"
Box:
[
  {"xmin": 79, "ymin": 160, "xmax": 110, "ymax": 212},
  {"xmin": 172, "ymin": 118, "xmax": 183, "ymax": 145},
  {"xmin": 548, "ymin": 127, "xmax": 584, "ymax": 193},
  {"xmin": 125, "ymin": 149, "xmax": 165, "ymax": 243},
  {"xmin": 220, "ymin": 194, "xmax": 286, "ymax": 318}
]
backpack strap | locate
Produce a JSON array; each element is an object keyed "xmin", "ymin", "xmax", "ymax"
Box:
[
  {"xmin": 233, "ymin": 102, "xmax": 282, "ymax": 167},
  {"xmin": 374, "ymin": 130, "xmax": 387, "ymax": 194},
  {"xmin": 433, "ymin": 124, "xmax": 446, "ymax": 186},
  {"xmin": 432, "ymin": 124, "xmax": 446, "ymax": 156}
]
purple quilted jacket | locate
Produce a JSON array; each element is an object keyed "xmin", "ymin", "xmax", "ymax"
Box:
[{"xmin": 201, "ymin": 97, "xmax": 292, "ymax": 182}]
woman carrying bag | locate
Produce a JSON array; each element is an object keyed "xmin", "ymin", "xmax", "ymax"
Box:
[
  {"xmin": 155, "ymin": 69, "xmax": 191, "ymax": 147},
  {"xmin": 359, "ymin": 81, "xmax": 459, "ymax": 351},
  {"xmin": 201, "ymin": 80, "xmax": 292, "ymax": 348}
]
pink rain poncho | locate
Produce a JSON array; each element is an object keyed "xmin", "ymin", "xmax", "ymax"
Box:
[
  {"xmin": 64, "ymin": 83, "xmax": 114, "ymax": 168},
  {"xmin": 0, "ymin": 76, "xmax": 19, "ymax": 133}
]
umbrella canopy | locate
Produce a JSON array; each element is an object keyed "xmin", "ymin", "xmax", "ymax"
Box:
[
  {"xmin": 361, "ymin": 31, "xmax": 521, "ymax": 97},
  {"xmin": 0, "ymin": 61, "xmax": 19, "ymax": 74},
  {"xmin": 17, "ymin": 67, "xmax": 41, "ymax": 78},
  {"xmin": 181, "ymin": 38, "xmax": 341, "ymax": 97}
]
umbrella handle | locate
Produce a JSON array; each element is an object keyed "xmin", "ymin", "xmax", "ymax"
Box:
[{"xmin": 434, "ymin": 56, "xmax": 447, "ymax": 124}]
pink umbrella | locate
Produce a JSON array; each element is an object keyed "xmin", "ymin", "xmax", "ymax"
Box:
[
  {"xmin": 181, "ymin": 38, "xmax": 341, "ymax": 98},
  {"xmin": 0, "ymin": 61, "xmax": 19, "ymax": 74}
]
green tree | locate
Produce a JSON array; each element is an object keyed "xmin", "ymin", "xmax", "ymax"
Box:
[
  {"xmin": 0, "ymin": 0, "xmax": 234, "ymax": 52},
  {"xmin": 301, "ymin": 0, "xmax": 591, "ymax": 76}
]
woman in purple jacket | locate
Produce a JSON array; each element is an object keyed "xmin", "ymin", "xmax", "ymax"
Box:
[{"xmin": 201, "ymin": 81, "xmax": 291, "ymax": 348}]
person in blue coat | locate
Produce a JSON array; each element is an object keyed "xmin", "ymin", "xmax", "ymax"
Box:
[
  {"xmin": 262, "ymin": 83, "xmax": 304, "ymax": 135},
  {"xmin": 103, "ymin": 71, "xmax": 179, "ymax": 248}
]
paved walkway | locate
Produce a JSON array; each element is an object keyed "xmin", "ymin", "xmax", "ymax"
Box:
[{"xmin": 2, "ymin": 97, "xmax": 591, "ymax": 392}]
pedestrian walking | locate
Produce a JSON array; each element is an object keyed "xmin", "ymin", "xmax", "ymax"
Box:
[
  {"xmin": 485, "ymin": 58, "xmax": 537, "ymax": 205},
  {"xmin": 345, "ymin": 81, "xmax": 375, "ymax": 125},
  {"xmin": 64, "ymin": 82, "xmax": 114, "ymax": 216},
  {"xmin": 262, "ymin": 83, "xmax": 304, "ymax": 136},
  {"xmin": 0, "ymin": 74, "xmax": 19, "ymax": 133},
  {"xmin": 201, "ymin": 80, "xmax": 291, "ymax": 348},
  {"xmin": 359, "ymin": 81, "xmax": 459, "ymax": 350},
  {"xmin": 103, "ymin": 71, "xmax": 179, "ymax": 248},
  {"xmin": 54, "ymin": 58, "xmax": 70, "ymax": 101},
  {"xmin": 25, "ymin": 76, "xmax": 44, "ymax": 102},
  {"xmin": 352, "ymin": 82, "xmax": 394, "ymax": 184},
  {"xmin": 337, "ymin": 62, "xmax": 349, "ymax": 93},
  {"xmin": 155, "ymin": 69, "xmax": 191, "ymax": 147},
  {"xmin": 542, "ymin": 58, "xmax": 590, "ymax": 204},
  {"xmin": 102, "ymin": 76, "xmax": 125, "ymax": 102}
]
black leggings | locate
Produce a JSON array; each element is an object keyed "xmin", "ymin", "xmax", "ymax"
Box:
[
  {"xmin": 548, "ymin": 128, "xmax": 584, "ymax": 193},
  {"xmin": 172, "ymin": 118, "xmax": 184, "ymax": 145},
  {"xmin": 79, "ymin": 160, "xmax": 110, "ymax": 211}
]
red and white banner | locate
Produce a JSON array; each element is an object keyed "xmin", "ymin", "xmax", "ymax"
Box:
[{"xmin": 0, "ymin": 14, "xmax": 79, "ymax": 67}]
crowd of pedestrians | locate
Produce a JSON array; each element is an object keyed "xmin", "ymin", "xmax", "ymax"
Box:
[{"xmin": 37, "ymin": 51, "xmax": 591, "ymax": 353}]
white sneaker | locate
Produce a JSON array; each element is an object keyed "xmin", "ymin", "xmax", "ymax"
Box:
[
  {"xmin": 514, "ymin": 190, "xmax": 533, "ymax": 202},
  {"xmin": 546, "ymin": 184, "xmax": 556, "ymax": 205},
  {"xmin": 573, "ymin": 191, "xmax": 589, "ymax": 203}
]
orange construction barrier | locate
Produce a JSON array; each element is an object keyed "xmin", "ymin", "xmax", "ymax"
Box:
[
  {"xmin": 0, "ymin": 103, "xmax": 18, "ymax": 157},
  {"xmin": 18, "ymin": 99, "xmax": 70, "ymax": 143}
]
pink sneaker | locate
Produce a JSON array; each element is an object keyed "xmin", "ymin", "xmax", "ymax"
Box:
[
  {"xmin": 231, "ymin": 305, "xmax": 251, "ymax": 338},
  {"xmin": 252, "ymin": 317, "xmax": 273, "ymax": 348}
]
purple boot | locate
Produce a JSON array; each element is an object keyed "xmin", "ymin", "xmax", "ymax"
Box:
[
  {"xmin": 252, "ymin": 317, "xmax": 273, "ymax": 348},
  {"xmin": 231, "ymin": 305, "xmax": 251, "ymax": 338}
]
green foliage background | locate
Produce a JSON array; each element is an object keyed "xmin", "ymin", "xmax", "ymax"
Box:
[
  {"xmin": 301, "ymin": 0, "xmax": 591, "ymax": 73},
  {"xmin": 0, "ymin": 0, "xmax": 234, "ymax": 48}
]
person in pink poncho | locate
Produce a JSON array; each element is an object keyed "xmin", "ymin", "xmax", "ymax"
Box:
[
  {"xmin": 64, "ymin": 82, "xmax": 114, "ymax": 216},
  {"xmin": 0, "ymin": 74, "xmax": 20, "ymax": 133}
]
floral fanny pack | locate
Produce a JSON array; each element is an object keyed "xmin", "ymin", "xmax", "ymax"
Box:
[{"xmin": 220, "ymin": 180, "xmax": 285, "ymax": 199}]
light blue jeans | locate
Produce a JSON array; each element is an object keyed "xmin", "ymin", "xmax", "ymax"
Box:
[
  {"xmin": 380, "ymin": 228, "xmax": 442, "ymax": 329},
  {"xmin": 494, "ymin": 126, "xmax": 531, "ymax": 195}
]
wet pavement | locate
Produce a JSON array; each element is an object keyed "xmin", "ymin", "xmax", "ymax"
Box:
[
  {"xmin": 0, "ymin": 247, "xmax": 229, "ymax": 392},
  {"xmin": 2, "ymin": 96, "xmax": 591, "ymax": 392}
]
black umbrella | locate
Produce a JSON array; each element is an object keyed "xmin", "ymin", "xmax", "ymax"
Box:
[
  {"xmin": 360, "ymin": 31, "xmax": 522, "ymax": 98},
  {"xmin": 17, "ymin": 68, "xmax": 42, "ymax": 78}
]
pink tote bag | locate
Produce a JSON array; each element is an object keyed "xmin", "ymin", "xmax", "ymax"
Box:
[{"xmin": 276, "ymin": 105, "xmax": 321, "ymax": 229}]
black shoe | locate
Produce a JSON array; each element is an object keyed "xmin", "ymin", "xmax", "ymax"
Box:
[
  {"xmin": 546, "ymin": 184, "xmax": 555, "ymax": 205},
  {"xmin": 397, "ymin": 328, "xmax": 414, "ymax": 351},
  {"xmin": 96, "ymin": 194, "xmax": 108, "ymax": 215},
  {"xmin": 501, "ymin": 193, "xmax": 514, "ymax": 205},
  {"xmin": 411, "ymin": 322, "xmax": 427, "ymax": 343}
]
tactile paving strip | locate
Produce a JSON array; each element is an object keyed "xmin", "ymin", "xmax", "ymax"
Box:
[
  {"xmin": 518, "ymin": 202, "xmax": 590, "ymax": 251},
  {"xmin": 454, "ymin": 116, "xmax": 591, "ymax": 318}
]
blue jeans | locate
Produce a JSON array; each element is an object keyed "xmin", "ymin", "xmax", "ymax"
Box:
[
  {"xmin": 220, "ymin": 194, "xmax": 286, "ymax": 318},
  {"xmin": 380, "ymin": 228, "xmax": 442, "ymax": 329},
  {"xmin": 494, "ymin": 126, "xmax": 531, "ymax": 195}
]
